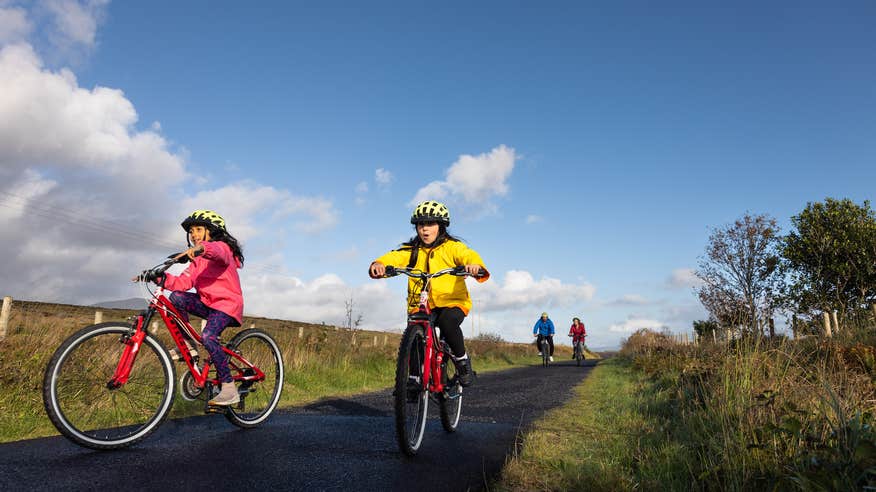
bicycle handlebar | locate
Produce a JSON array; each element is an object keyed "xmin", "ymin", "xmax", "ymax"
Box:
[
  {"xmin": 383, "ymin": 265, "xmax": 486, "ymax": 280},
  {"xmin": 135, "ymin": 251, "xmax": 199, "ymax": 284}
]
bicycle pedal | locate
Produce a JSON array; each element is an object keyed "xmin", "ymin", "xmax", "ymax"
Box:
[{"xmin": 204, "ymin": 405, "xmax": 227, "ymax": 414}]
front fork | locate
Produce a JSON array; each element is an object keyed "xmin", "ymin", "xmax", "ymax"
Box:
[{"xmin": 107, "ymin": 313, "xmax": 150, "ymax": 389}]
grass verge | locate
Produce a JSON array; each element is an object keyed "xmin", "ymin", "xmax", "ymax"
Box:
[{"xmin": 495, "ymin": 358, "xmax": 691, "ymax": 491}]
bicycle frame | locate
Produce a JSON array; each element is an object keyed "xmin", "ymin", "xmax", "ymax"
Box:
[
  {"xmin": 108, "ymin": 282, "xmax": 265, "ymax": 392},
  {"xmin": 408, "ymin": 279, "xmax": 448, "ymax": 395},
  {"xmin": 388, "ymin": 266, "xmax": 478, "ymax": 396}
]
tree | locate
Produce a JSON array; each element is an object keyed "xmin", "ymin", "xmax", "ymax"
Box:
[
  {"xmin": 696, "ymin": 213, "xmax": 782, "ymax": 337},
  {"xmin": 692, "ymin": 319, "xmax": 719, "ymax": 342},
  {"xmin": 344, "ymin": 291, "xmax": 363, "ymax": 330},
  {"xmin": 781, "ymin": 198, "xmax": 876, "ymax": 324}
]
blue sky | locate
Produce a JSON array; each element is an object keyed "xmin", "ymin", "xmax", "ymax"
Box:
[{"xmin": 1, "ymin": 1, "xmax": 874, "ymax": 349}]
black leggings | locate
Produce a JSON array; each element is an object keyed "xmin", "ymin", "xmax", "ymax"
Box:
[
  {"xmin": 536, "ymin": 334, "xmax": 554, "ymax": 356},
  {"xmin": 432, "ymin": 307, "xmax": 467, "ymax": 357}
]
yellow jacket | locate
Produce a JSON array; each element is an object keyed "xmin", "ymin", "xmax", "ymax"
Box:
[{"xmin": 374, "ymin": 239, "xmax": 489, "ymax": 315}]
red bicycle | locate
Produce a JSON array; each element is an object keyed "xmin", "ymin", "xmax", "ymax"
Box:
[
  {"xmin": 42, "ymin": 254, "xmax": 284, "ymax": 450},
  {"xmin": 382, "ymin": 265, "xmax": 484, "ymax": 456}
]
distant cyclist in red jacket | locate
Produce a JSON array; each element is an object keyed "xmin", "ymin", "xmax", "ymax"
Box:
[{"xmin": 568, "ymin": 317, "xmax": 586, "ymax": 359}]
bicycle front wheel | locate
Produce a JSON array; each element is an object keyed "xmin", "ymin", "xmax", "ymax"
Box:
[
  {"xmin": 394, "ymin": 323, "xmax": 428, "ymax": 456},
  {"xmin": 224, "ymin": 329, "xmax": 284, "ymax": 428},
  {"xmin": 42, "ymin": 323, "xmax": 175, "ymax": 450},
  {"xmin": 439, "ymin": 357, "xmax": 462, "ymax": 433}
]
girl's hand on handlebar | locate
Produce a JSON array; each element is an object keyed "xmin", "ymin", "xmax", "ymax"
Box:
[
  {"xmin": 179, "ymin": 244, "xmax": 204, "ymax": 261},
  {"xmin": 369, "ymin": 261, "xmax": 386, "ymax": 278},
  {"xmin": 463, "ymin": 264, "xmax": 482, "ymax": 276}
]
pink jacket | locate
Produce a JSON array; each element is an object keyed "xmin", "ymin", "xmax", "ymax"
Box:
[{"xmin": 164, "ymin": 241, "xmax": 243, "ymax": 323}]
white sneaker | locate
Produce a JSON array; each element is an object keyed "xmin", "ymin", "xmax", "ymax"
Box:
[
  {"xmin": 537, "ymin": 352, "xmax": 543, "ymax": 356},
  {"xmin": 549, "ymin": 356, "xmax": 554, "ymax": 362},
  {"xmin": 209, "ymin": 383, "xmax": 240, "ymax": 406}
]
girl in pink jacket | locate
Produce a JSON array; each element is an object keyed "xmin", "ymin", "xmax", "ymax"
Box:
[{"xmin": 162, "ymin": 210, "xmax": 244, "ymax": 406}]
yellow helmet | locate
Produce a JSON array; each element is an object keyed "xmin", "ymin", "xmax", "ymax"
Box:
[
  {"xmin": 181, "ymin": 210, "xmax": 227, "ymax": 233},
  {"xmin": 410, "ymin": 200, "xmax": 450, "ymax": 225}
]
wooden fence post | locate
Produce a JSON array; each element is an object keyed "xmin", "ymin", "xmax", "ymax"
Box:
[
  {"xmin": 383, "ymin": 334, "xmax": 388, "ymax": 347},
  {"xmin": 298, "ymin": 326, "xmax": 304, "ymax": 339},
  {"xmin": 94, "ymin": 311, "xmax": 103, "ymax": 324},
  {"xmin": 373, "ymin": 336, "xmax": 378, "ymax": 347},
  {"xmin": 768, "ymin": 318, "xmax": 775, "ymax": 338},
  {"xmin": 831, "ymin": 311, "xmax": 840, "ymax": 334},
  {"xmin": 351, "ymin": 333, "xmax": 357, "ymax": 346},
  {"xmin": 791, "ymin": 315, "xmax": 798, "ymax": 339},
  {"xmin": 0, "ymin": 296, "xmax": 11, "ymax": 341},
  {"xmin": 822, "ymin": 312, "xmax": 832, "ymax": 337}
]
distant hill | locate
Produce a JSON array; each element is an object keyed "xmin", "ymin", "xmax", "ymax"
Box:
[{"xmin": 91, "ymin": 298, "xmax": 148, "ymax": 310}]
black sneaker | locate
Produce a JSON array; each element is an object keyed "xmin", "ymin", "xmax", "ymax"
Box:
[{"xmin": 455, "ymin": 357, "xmax": 474, "ymax": 387}]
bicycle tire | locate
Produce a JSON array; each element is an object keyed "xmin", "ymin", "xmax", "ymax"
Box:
[
  {"xmin": 42, "ymin": 323, "xmax": 175, "ymax": 450},
  {"xmin": 224, "ymin": 329, "xmax": 284, "ymax": 428},
  {"xmin": 439, "ymin": 356, "xmax": 462, "ymax": 433},
  {"xmin": 394, "ymin": 323, "xmax": 428, "ymax": 456}
]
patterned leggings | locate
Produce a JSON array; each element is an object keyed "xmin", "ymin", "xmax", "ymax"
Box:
[{"xmin": 169, "ymin": 291, "xmax": 236, "ymax": 383}]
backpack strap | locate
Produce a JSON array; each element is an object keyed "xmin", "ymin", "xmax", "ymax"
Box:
[{"xmin": 407, "ymin": 245, "xmax": 419, "ymax": 269}]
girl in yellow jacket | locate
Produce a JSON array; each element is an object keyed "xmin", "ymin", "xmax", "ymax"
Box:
[{"xmin": 369, "ymin": 200, "xmax": 489, "ymax": 387}]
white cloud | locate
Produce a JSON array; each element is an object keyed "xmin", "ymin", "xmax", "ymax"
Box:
[
  {"xmin": 375, "ymin": 168, "xmax": 393, "ymax": 187},
  {"xmin": 411, "ymin": 145, "xmax": 516, "ymax": 210},
  {"xmin": 0, "ymin": 40, "xmax": 340, "ymax": 306},
  {"xmin": 525, "ymin": 214, "xmax": 542, "ymax": 224},
  {"xmin": 609, "ymin": 294, "xmax": 650, "ymax": 306},
  {"xmin": 242, "ymin": 272, "xmax": 401, "ymax": 329},
  {"xmin": 355, "ymin": 181, "xmax": 368, "ymax": 194},
  {"xmin": 41, "ymin": 0, "xmax": 108, "ymax": 54},
  {"xmin": 0, "ymin": 43, "xmax": 186, "ymax": 188},
  {"xmin": 668, "ymin": 268, "xmax": 704, "ymax": 289},
  {"xmin": 0, "ymin": 6, "xmax": 31, "ymax": 44},
  {"xmin": 608, "ymin": 316, "xmax": 668, "ymax": 333},
  {"xmin": 470, "ymin": 270, "xmax": 596, "ymax": 313},
  {"xmin": 182, "ymin": 183, "xmax": 339, "ymax": 237}
]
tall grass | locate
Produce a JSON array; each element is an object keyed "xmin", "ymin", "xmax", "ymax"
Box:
[
  {"xmin": 618, "ymin": 327, "xmax": 876, "ymax": 490},
  {"xmin": 0, "ymin": 300, "xmax": 536, "ymax": 443},
  {"xmin": 497, "ymin": 328, "xmax": 876, "ymax": 491}
]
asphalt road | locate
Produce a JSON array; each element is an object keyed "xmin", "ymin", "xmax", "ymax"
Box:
[{"xmin": 1, "ymin": 359, "xmax": 597, "ymax": 491}]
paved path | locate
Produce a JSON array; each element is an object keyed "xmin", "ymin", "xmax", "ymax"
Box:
[{"xmin": 1, "ymin": 359, "xmax": 598, "ymax": 491}]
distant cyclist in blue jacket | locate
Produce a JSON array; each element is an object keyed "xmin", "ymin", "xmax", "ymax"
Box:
[{"xmin": 533, "ymin": 312, "xmax": 555, "ymax": 362}]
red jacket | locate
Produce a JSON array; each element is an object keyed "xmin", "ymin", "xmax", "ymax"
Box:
[
  {"xmin": 568, "ymin": 323, "xmax": 586, "ymax": 342},
  {"xmin": 164, "ymin": 241, "xmax": 243, "ymax": 323}
]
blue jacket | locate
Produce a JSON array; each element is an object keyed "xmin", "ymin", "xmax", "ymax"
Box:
[{"xmin": 533, "ymin": 318, "xmax": 555, "ymax": 336}]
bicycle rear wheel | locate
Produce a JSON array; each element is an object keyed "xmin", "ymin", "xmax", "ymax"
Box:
[
  {"xmin": 224, "ymin": 329, "xmax": 284, "ymax": 428},
  {"xmin": 42, "ymin": 323, "xmax": 175, "ymax": 450},
  {"xmin": 439, "ymin": 355, "xmax": 462, "ymax": 433},
  {"xmin": 394, "ymin": 323, "xmax": 428, "ymax": 456}
]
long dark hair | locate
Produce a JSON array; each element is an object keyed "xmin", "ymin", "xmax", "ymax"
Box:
[{"xmin": 213, "ymin": 229, "xmax": 245, "ymax": 266}]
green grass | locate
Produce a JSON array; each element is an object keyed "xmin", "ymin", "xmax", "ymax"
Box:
[
  {"xmin": 495, "ymin": 358, "xmax": 693, "ymax": 491},
  {"xmin": 0, "ymin": 300, "xmax": 539, "ymax": 443}
]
